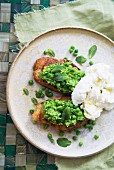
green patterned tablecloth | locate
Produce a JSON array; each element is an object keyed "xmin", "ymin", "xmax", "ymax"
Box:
[{"xmin": 0, "ymin": 1, "xmax": 74, "ymax": 169}]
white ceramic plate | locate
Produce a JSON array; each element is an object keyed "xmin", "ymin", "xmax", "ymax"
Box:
[{"xmin": 7, "ymin": 27, "xmax": 114, "ymax": 158}]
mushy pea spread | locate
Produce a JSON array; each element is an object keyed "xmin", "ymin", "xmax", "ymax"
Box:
[
  {"xmin": 43, "ymin": 99, "xmax": 85, "ymax": 127},
  {"xmin": 41, "ymin": 62, "xmax": 85, "ymax": 93}
]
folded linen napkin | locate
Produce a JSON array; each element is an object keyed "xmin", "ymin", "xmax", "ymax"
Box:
[
  {"xmin": 14, "ymin": 0, "xmax": 114, "ymax": 44},
  {"xmin": 14, "ymin": 0, "xmax": 114, "ymax": 169}
]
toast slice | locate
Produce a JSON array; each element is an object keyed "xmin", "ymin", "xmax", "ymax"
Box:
[
  {"xmin": 32, "ymin": 96, "xmax": 88, "ymax": 131},
  {"xmin": 33, "ymin": 57, "xmax": 80, "ymax": 93}
]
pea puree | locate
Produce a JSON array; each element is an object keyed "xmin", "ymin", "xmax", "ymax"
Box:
[
  {"xmin": 41, "ymin": 62, "xmax": 85, "ymax": 93},
  {"xmin": 43, "ymin": 99, "xmax": 85, "ymax": 127}
]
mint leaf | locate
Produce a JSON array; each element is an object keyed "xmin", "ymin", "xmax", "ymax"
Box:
[
  {"xmin": 31, "ymin": 98, "xmax": 38, "ymax": 105},
  {"xmin": 53, "ymin": 65, "xmax": 62, "ymax": 73},
  {"xmin": 47, "ymin": 49, "xmax": 55, "ymax": 57},
  {"xmin": 62, "ymin": 107, "xmax": 71, "ymax": 122},
  {"xmin": 76, "ymin": 56, "xmax": 87, "ymax": 64},
  {"xmin": 57, "ymin": 138, "xmax": 71, "ymax": 147},
  {"xmin": 23, "ymin": 88, "xmax": 29, "ymax": 96},
  {"xmin": 88, "ymin": 45, "xmax": 97, "ymax": 59},
  {"xmin": 54, "ymin": 73, "xmax": 65, "ymax": 82}
]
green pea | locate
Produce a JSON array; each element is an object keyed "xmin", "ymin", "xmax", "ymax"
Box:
[
  {"xmin": 72, "ymin": 115, "xmax": 76, "ymax": 120},
  {"xmin": 88, "ymin": 120, "xmax": 96, "ymax": 125},
  {"xmin": 59, "ymin": 131, "xmax": 65, "ymax": 137},
  {"xmin": 64, "ymin": 57, "xmax": 68, "ymax": 60},
  {"xmin": 23, "ymin": 88, "xmax": 29, "ymax": 96},
  {"xmin": 72, "ymin": 136, "xmax": 78, "ymax": 141},
  {"xmin": 41, "ymin": 93, "xmax": 45, "ymax": 98},
  {"xmin": 29, "ymin": 109, "xmax": 34, "ymax": 114},
  {"xmin": 79, "ymin": 141, "xmax": 83, "ymax": 147},
  {"xmin": 28, "ymin": 80, "xmax": 34, "ymax": 86},
  {"xmin": 41, "ymin": 86, "xmax": 46, "ymax": 90},
  {"xmin": 89, "ymin": 61, "xmax": 94, "ymax": 66},
  {"xmin": 73, "ymin": 52, "xmax": 78, "ymax": 57},
  {"xmin": 74, "ymin": 49, "xmax": 78, "ymax": 53},
  {"xmin": 43, "ymin": 50, "xmax": 48, "ymax": 55},
  {"xmin": 92, "ymin": 121, "xmax": 96, "ymax": 125},
  {"xmin": 73, "ymin": 105, "xmax": 78, "ymax": 109},
  {"xmin": 43, "ymin": 124, "xmax": 49, "ymax": 129},
  {"xmin": 48, "ymin": 133, "xmax": 53, "ymax": 139},
  {"xmin": 50, "ymin": 138, "xmax": 54, "ymax": 143},
  {"xmin": 77, "ymin": 116, "xmax": 84, "ymax": 121},
  {"xmin": 69, "ymin": 48, "xmax": 74, "ymax": 53},
  {"xmin": 73, "ymin": 49, "xmax": 78, "ymax": 57},
  {"xmin": 76, "ymin": 108, "xmax": 80, "ymax": 113},
  {"xmin": 88, "ymin": 120, "xmax": 93, "ymax": 124},
  {"xmin": 45, "ymin": 89, "xmax": 53, "ymax": 97},
  {"xmin": 31, "ymin": 98, "xmax": 38, "ymax": 105},
  {"xmin": 88, "ymin": 126, "xmax": 93, "ymax": 131},
  {"xmin": 36, "ymin": 90, "xmax": 42, "ymax": 98},
  {"xmin": 70, "ymin": 46, "xmax": 75, "ymax": 50},
  {"xmin": 75, "ymin": 129, "xmax": 81, "ymax": 135},
  {"xmin": 32, "ymin": 120, "xmax": 37, "ymax": 124},
  {"xmin": 76, "ymin": 111, "xmax": 82, "ymax": 115},
  {"xmin": 94, "ymin": 134, "xmax": 99, "ymax": 140},
  {"xmin": 83, "ymin": 124, "xmax": 90, "ymax": 128}
]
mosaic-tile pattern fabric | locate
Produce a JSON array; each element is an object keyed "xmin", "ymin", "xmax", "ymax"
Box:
[{"xmin": 0, "ymin": 0, "xmax": 74, "ymax": 169}]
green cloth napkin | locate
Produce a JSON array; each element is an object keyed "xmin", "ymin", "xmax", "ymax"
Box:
[
  {"xmin": 14, "ymin": 0, "xmax": 114, "ymax": 169},
  {"xmin": 55, "ymin": 145, "xmax": 114, "ymax": 170},
  {"xmin": 14, "ymin": 0, "xmax": 114, "ymax": 44}
]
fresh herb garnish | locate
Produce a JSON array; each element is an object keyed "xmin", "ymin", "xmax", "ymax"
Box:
[
  {"xmin": 23, "ymin": 88, "xmax": 29, "ymax": 96},
  {"xmin": 53, "ymin": 65, "xmax": 62, "ymax": 73},
  {"xmin": 43, "ymin": 49, "xmax": 55, "ymax": 57},
  {"xmin": 62, "ymin": 107, "xmax": 71, "ymax": 122},
  {"xmin": 54, "ymin": 73, "xmax": 65, "ymax": 82},
  {"xmin": 76, "ymin": 56, "xmax": 87, "ymax": 64},
  {"xmin": 57, "ymin": 138, "xmax": 71, "ymax": 147},
  {"xmin": 88, "ymin": 45, "xmax": 97, "ymax": 59},
  {"xmin": 31, "ymin": 98, "xmax": 38, "ymax": 105}
]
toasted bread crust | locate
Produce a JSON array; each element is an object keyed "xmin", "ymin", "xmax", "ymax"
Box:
[
  {"xmin": 32, "ymin": 97, "xmax": 88, "ymax": 131},
  {"xmin": 33, "ymin": 57, "xmax": 79, "ymax": 93}
]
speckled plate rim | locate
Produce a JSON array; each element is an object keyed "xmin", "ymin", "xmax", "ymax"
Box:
[{"xmin": 7, "ymin": 26, "xmax": 114, "ymax": 158}]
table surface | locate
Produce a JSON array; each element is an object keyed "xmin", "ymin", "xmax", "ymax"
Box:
[{"xmin": 0, "ymin": 0, "xmax": 75, "ymax": 169}]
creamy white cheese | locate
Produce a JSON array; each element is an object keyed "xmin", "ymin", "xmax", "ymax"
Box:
[{"xmin": 71, "ymin": 63, "xmax": 114, "ymax": 120}]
